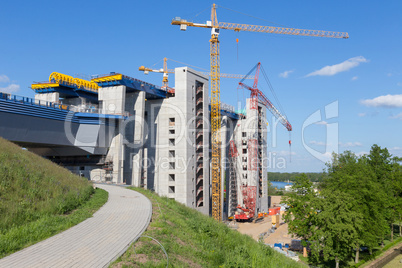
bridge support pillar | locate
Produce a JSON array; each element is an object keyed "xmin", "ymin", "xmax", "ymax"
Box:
[
  {"xmin": 129, "ymin": 91, "xmax": 146, "ymax": 187},
  {"xmin": 99, "ymin": 86, "xmax": 126, "ymax": 183}
]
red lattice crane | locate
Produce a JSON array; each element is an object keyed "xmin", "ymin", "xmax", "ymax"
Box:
[{"xmin": 238, "ymin": 62, "xmax": 292, "ymax": 133}]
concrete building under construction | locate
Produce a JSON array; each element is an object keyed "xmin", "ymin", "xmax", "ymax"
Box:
[{"xmin": 0, "ymin": 67, "xmax": 270, "ymax": 219}]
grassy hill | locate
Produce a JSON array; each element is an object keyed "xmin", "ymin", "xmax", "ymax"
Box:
[
  {"xmin": 112, "ymin": 187, "xmax": 303, "ymax": 268},
  {"xmin": 0, "ymin": 137, "xmax": 107, "ymax": 257}
]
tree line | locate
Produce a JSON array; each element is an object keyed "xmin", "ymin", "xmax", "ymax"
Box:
[
  {"xmin": 283, "ymin": 145, "xmax": 402, "ymax": 267},
  {"xmin": 268, "ymin": 172, "xmax": 324, "ymax": 182}
]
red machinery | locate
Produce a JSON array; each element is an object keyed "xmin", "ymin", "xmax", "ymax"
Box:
[
  {"xmin": 234, "ymin": 63, "xmax": 292, "ymax": 221},
  {"xmin": 235, "ymin": 185, "xmax": 257, "ymax": 220}
]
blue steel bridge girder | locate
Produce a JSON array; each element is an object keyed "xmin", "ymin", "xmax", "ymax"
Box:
[
  {"xmin": 95, "ymin": 75, "xmax": 167, "ymax": 100},
  {"xmin": 33, "ymin": 86, "xmax": 99, "ymax": 103}
]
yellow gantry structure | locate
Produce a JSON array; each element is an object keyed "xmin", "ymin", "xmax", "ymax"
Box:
[
  {"xmin": 172, "ymin": 4, "xmax": 348, "ymax": 221},
  {"xmin": 91, "ymin": 73, "xmax": 123, "ymax": 83},
  {"xmin": 32, "ymin": 72, "xmax": 100, "ymax": 92}
]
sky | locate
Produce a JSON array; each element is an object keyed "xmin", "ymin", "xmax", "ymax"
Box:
[{"xmin": 0, "ymin": 0, "xmax": 401, "ymax": 172}]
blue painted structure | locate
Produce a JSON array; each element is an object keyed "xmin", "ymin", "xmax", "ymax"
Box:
[
  {"xmin": 0, "ymin": 93, "xmax": 123, "ymax": 124},
  {"xmin": 33, "ymin": 73, "xmax": 168, "ymax": 101},
  {"xmin": 92, "ymin": 73, "xmax": 168, "ymax": 99},
  {"xmin": 0, "ymin": 92, "xmax": 123, "ymax": 157},
  {"xmin": 208, "ymin": 105, "xmax": 240, "ymax": 120}
]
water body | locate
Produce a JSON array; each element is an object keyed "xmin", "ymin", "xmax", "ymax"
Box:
[{"xmin": 270, "ymin": 181, "xmax": 293, "ymax": 189}]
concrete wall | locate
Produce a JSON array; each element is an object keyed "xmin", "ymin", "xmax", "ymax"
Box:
[
  {"xmin": 35, "ymin": 92, "xmax": 59, "ymax": 103},
  {"xmin": 149, "ymin": 67, "xmax": 210, "ymax": 215},
  {"xmin": 98, "ymin": 86, "xmax": 126, "ymax": 183}
]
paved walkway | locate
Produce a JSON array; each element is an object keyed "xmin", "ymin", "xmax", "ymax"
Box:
[{"xmin": 0, "ymin": 184, "xmax": 152, "ymax": 268}]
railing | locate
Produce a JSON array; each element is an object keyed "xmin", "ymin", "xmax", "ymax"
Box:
[
  {"xmin": 0, "ymin": 92, "xmax": 73, "ymax": 112},
  {"xmin": 0, "ymin": 92, "xmax": 128, "ymax": 116},
  {"xmin": 196, "ymin": 86, "xmax": 203, "ymax": 95}
]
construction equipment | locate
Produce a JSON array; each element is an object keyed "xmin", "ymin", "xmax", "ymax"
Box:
[
  {"xmin": 234, "ymin": 186, "xmax": 257, "ymax": 220},
  {"xmin": 234, "ymin": 62, "xmax": 292, "ymax": 222},
  {"xmin": 138, "ymin": 57, "xmax": 254, "ymax": 91},
  {"xmin": 172, "ymin": 4, "xmax": 348, "ymax": 221},
  {"xmin": 238, "ymin": 62, "xmax": 292, "ymax": 132},
  {"xmin": 228, "ymin": 140, "xmax": 239, "ymax": 218},
  {"xmin": 32, "ymin": 72, "xmax": 99, "ymax": 92}
]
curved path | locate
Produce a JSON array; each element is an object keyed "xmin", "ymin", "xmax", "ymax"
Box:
[{"xmin": 0, "ymin": 184, "xmax": 152, "ymax": 268}]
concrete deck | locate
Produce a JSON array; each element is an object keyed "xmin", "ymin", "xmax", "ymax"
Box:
[{"xmin": 0, "ymin": 184, "xmax": 152, "ymax": 268}]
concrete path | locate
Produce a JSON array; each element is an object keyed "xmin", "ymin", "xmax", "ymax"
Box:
[{"xmin": 0, "ymin": 184, "xmax": 152, "ymax": 268}]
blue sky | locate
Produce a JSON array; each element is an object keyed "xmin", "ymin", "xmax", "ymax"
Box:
[{"xmin": 1, "ymin": 0, "xmax": 401, "ymax": 172}]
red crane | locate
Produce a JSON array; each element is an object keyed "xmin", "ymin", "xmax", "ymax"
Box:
[
  {"xmin": 238, "ymin": 62, "xmax": 292, "ymax": 151},
  {"xmin": 238, "ymin": 62, "xmax": 292, "ymax": 132},
  {"xmin": 234, "ymin": 63, "xmax": 292, "ymax": 221}
]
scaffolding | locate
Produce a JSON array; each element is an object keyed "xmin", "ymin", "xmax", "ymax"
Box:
[{"xmin": 228, "ymin": 140, "xmax": 238, "ymax": 217}]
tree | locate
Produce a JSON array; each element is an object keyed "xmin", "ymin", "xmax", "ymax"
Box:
[
  {"xmin": 366, "ymin": 145, "xmax": 402, "ymax": 243},
  {"xmin": 323, "ymin": 151, "xmax": 388, "ymax": 263},
  {"xmin": 390, "ymin": 157, "xmax": 402, "ymax": 239},
  {"xmin": 309, "ymin": 189, "xmax": 363, "ymax": 268},
  {"xmin": 283, "ymin": 174, "xmax": 318, "ymax": 257}
]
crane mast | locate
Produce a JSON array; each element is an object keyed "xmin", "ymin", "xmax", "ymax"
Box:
[
  {"xmin": 209, "ymin": 4, "xmax": 222, "ymax": 221},
  {"xmin": 172, "ymin": 4, "xmax": 348, "ymax": 221}
]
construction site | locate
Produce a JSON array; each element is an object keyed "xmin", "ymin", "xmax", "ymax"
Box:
[{"xmin": 0, "ymin": 4, "xmax": 348, "ymax": 222}]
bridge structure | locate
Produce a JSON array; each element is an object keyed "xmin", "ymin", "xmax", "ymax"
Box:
[{"xmin": 0, "ymin": 68, "xmax": 249, "ymax": 217}]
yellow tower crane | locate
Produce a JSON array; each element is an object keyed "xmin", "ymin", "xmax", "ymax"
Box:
[
  {"xmin": 172, "ymin": 4, "xmax": 348, "ymax": 221},
  {"xmin": 138, "ymin": 57, "xmax": 254, "ymax": 90}
]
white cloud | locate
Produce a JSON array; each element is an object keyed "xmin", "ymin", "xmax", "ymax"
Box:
[
  {"xmin": 306, "ymin": 56, "xmax": 368, "ymax": 77},
  {"xmin": 309, "ymin": 141, "xmax": 327, "ymax": 146},
  {"xmin": 276, "ymin": 150, "xmax": 296, "ymax": 156},
  {"xmin": 358, "ymin": 113, "xmax": 366, "ymax": 117},
  {"xmin": 356, "ymin": 151, "xmax": 369, "ymax": 157},
  {"xmin": 351, "ymin": 76, "xmax": 358, "ymax": 81},
  {"xmin": 279, "ymin": 70, "xmax": 294, "ymax": 78},
  {"xmin": 321, "ymin": 152, "xmax": 333, "ymax": 162},
  {"xmin": 361, "ymin": 94, "xmax": 402, "ymax": 108},
  {"xmin": 339, "ymin": 142, "xmax": 362, "ymax": 147},
  {"xmin": 0, "ymin": 75, "xmax": 10, "ymax": 83},
  {"xmin": 314, "ymin": 121, "xmax": 328, "ymax": 125},
  {"xmin": 389, "ymin": 148, "xmax": 402, "ymax": 157},
  {"xmin": 0, "ymin": 84, "xmax": 20, "ymax": 93},
  {"xmin": 391, "ymin": 112, "xmax": 402, "ymax": 120}
]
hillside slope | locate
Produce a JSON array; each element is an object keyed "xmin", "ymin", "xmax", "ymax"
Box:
[
  {"xmin": 112, "ymin": 187, "xmax": 303, "ymax": 268},
  {"xmin": 0, "ymin": 137, "xmax": 94, "ymax": 231},
  {"xmin": 0, "ymin": 137, "xmax": 103, "ymax": 257}
]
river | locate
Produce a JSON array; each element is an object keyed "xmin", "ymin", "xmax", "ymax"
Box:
[{"xmin": 270, "ymin": 181, "xmax": 293, "ymax": 189}]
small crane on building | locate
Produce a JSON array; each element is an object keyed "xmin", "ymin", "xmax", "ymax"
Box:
[
  {"xmin": 138, "ymin": 57, "xmax": 254, "ymax": 92},
  {"xmin": 172, "ymin": 4, "xmax": 348, "ymax": 221}
]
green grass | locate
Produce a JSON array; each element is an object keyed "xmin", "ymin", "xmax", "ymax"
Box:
[
  {"xmin": 296, "ymin": 233, "xmax": 402, "ymax": 267},
  {"xmin": 0, "ymin": 188, "xmax": 108, "ymax": 258},
  {"xmin": 353, "ymin": 236, "xmax": 402, "ymax": 268},
  {"xmin": 0, "ymin": 137, "xmax": 108, "ymax": 257},
  {"xmin": 111, "ymin": 187, "xmax": 303, "ymax": 268}
]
